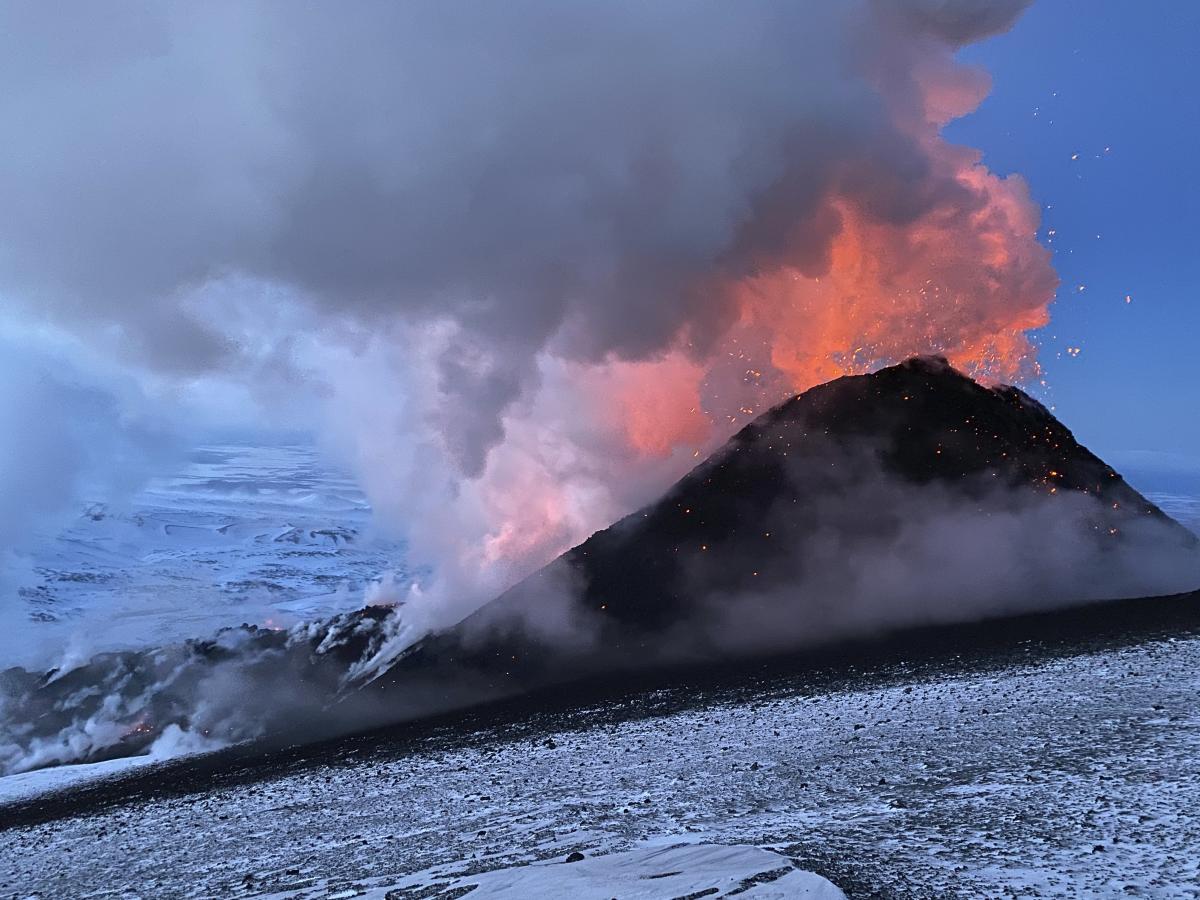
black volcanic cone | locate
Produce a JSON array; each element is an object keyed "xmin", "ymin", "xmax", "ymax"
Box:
[{"xmin": 374, "ymin": 356, "xmax": 1197, "ymax": 693}]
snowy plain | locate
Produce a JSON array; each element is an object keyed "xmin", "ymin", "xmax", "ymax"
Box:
[
  {"xmin": 262, "ymin": 844, "xmax": 848, "ymax": 900},
  {"xmin": 8, "ymin": 444, "xmax": 411, "ymax": 662}
]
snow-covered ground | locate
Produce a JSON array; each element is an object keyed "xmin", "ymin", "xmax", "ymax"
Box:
[
  {"xmin": 255, "ymin": 844, "xmax": 845, "ymax": 899},
  {"xmin": 5, "ymin": 632, "xmax": 1200, "ymax": 898},
  {"xmin": 10, "ymin": 444, "xmax": 409, "ymax": 656},
  {"xmin": 0, "ymin": 755, "xmax": 161, "ymax": 807}
]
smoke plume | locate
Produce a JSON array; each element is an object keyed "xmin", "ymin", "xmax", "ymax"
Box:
[{"xmin": 0, "ymin": 2, "xmax": 1056, "ymax": 629}]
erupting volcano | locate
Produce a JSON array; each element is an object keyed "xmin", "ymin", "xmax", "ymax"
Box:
[
  {"xmin": 373, "ymin": 356, "xmax": 1197, "ymax": 685},
  {"xmin": 6, "ymin": 3, "xmax": 1200, "ymax": 895}
]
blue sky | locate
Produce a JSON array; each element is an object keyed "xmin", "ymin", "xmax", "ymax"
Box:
[{"xmin": 949, "ymin": 0, "xmax": 1200, "ymax": 459}]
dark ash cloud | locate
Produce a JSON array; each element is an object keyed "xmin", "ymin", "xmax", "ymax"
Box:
[{"xmin": 0, "ymin": 0, "xmax": 1032, "ymax": 474}]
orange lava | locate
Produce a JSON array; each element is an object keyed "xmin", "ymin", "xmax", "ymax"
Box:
[
  {"xmin": 596, "ymin": 51, "xmax": 1057, "ymax": 460},
  {"xmin": 455, "ymin": 30, "xmax": 1060, "ymax": 581}
]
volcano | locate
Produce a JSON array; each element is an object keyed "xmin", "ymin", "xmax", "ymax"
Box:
[
  {"xmin": 4, "ymin": 357, "xmax": 1198, "ymax": 772},
  {"xmin": 369, "ymin": 356, "xmax": 1197, "ymax": 688}
]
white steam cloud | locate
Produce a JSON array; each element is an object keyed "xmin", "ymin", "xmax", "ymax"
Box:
[
  {"xmin": 0, "ymin": 328, "xmax": 183, "ymax": 663},
  {"xmin": 0, "ymin": 1, "xmax": 1068, "ymax": 658}
]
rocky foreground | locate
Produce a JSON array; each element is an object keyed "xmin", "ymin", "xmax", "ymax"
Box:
[{"xmin": 4, "ymin": 600, "xmax": 1200, "ymax": 898}]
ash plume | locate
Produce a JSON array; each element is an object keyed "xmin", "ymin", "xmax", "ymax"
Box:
[{"xmin": 0, "ymin": 1, "xmax": 1056, "ymax": 624}]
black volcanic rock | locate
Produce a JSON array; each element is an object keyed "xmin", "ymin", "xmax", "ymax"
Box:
[{"xmin": 559, "ymin": 355, "xmax": 1187, "ymax": 626}]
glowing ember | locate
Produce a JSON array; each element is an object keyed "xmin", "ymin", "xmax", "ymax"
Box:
[{"xmin": 582, "ymin": 57, "xmax": 1057, "ymax": 468}]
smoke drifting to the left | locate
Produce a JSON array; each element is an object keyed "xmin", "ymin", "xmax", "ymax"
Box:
[{"xmin": 0, "ymin": 1, "xmax": 1057, "ymax": 635}]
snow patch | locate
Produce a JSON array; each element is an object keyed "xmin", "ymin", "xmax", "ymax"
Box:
[
  {"xmin": 0, "ymin": 754, "xmax": 155, "ymax": 804},
  {"xmin": 347, "ymin": 844, "xmax": 844, "ymax": 900}
]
